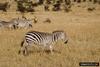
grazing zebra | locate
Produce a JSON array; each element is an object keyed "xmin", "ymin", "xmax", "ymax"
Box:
[
  {"xmin": 10, "ymin": 17, "xmax": 33, "ymax": 29},
  {"xmin": 17, "ymin": 19, "xmax": 33, "ymax": 29},
  {"xmin": 19, "ymin": 30, "xmax": 68, "ymax": 55},
  {"xmin": 0, "ymin": 20, "xmax": 17, "ymax": 29}
]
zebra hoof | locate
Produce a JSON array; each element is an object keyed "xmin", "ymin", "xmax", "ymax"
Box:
[{"xmin": 23, "ymin": 51, "xmax": 29, "ymax": 56}]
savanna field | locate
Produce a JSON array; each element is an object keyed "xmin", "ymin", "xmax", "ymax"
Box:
[{"xmin": 0, "ymin": 0, "xmax": 100, "ymax": 67}]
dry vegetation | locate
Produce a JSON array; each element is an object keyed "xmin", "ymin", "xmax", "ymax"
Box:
[{"xmin": 0, "ymin": 0, "xmax": 100, "ymax": 67}]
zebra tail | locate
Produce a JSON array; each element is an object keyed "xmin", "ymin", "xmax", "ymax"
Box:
[
  {"xmin": 21, "ymin": 40, "xmax": 24, "ymax": 47},
  {"xmin": 18, "ymin": 40, "xmax": 25, "ymax": 54}
]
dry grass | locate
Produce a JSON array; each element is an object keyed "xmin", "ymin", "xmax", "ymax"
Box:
[{"xmin": 0, "ymin": 1, "xmax": 100, "ymax": 67}]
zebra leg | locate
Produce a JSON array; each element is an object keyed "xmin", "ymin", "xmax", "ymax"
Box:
[
  {"xmin": 23, "ymin": 46, "xmax": 29, "ymax": 56},
  {"xmin": 23, "ymin": 42, "xmax": 30, "ymax": 56},
  {"xmin": 49, "ymin": 45, "xmax": 53, "ymax": 54},
  {"xmin": 40, "ymin": 44, "xmax": 46, "ymax": 53},
  {"xmin": 18, "ymin": 47, "xmax": 23, "ymax": 54},
  {"xmin": 18, "ymin": 40, "xmax": 29, "ymax": 56},
  {"xmin": 18, "ymin": 45, "xmax": 26, "ymax": 55}
]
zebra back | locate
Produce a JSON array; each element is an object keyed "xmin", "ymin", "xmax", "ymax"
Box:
[{"xmin": 25, "ymin": 31, "xmax": 52, "ymax": 44}]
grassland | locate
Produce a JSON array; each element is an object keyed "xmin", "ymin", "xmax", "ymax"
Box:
[{"xmin": 0, "ymin": 1, "xmax": 100, "ymax": 67}]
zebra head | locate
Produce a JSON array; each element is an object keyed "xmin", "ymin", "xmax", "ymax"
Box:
[
  {"xmin": 25, "ymin": 20, "xmax": 33, "ymax": 28},
  {"xmin": 52, "ymin": 30, "xmax": 68, "ymax": 44}
]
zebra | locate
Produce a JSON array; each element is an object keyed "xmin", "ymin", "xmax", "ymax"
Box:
[
  {"xmin": 17, "ymin": 19, "xmax": 33, "ymax": 29},
  {"xmin": 19, "ymin": 30, "xmax": 68, "ymax": 55},
  {"xmin": 0, "ymin": 20, "xmax": 18, "ymax": 29},
  {"xmin": 10, "ymin": 17, "xmax": 33, "ymax": 29}
]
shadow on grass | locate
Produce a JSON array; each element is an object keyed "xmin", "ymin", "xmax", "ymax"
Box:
[
  {"xmin": 18, "ymin": 49, "xmax": 61, "ymax": 56},
  {"xmin": 28, "ymin": 49, "xmax": 61, "ymax": 54}
]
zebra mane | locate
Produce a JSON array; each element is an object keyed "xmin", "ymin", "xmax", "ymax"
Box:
[
  {"xmin": 52, "ymin": 30, "xmax": 64, "ymax": 33},
  {"xmin": 27, "ymin": 30, "xmax": 51, "ymax": 34}
]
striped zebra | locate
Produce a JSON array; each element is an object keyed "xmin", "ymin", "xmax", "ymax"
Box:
[
  {"xmin": 10, "ymin": 17, "xmax": 33, "ymax": 29},
  {"xmin": 17, "ymin": 19, "xmax": 33, "ymax": 29},
  {"xmin": 19, "ymin": 30, "xmax": 68, "ymax": 55},
  {"xmin": 0, "ymin": 20, "xmax": 17, "ymax": 29}
]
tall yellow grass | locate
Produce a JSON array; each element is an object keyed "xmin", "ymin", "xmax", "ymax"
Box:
[{"xmin": 0, "ymin": 1, "xmax": 100, "ymax": 67}]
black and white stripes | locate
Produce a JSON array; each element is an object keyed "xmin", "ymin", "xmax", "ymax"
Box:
[{"xmin": 19, "ymin": 30, "xmax": 68, "ymax": 55}]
